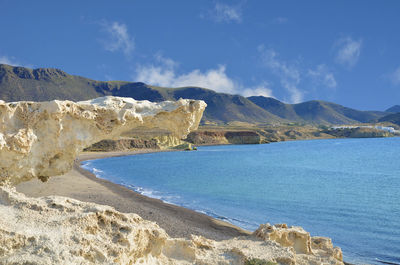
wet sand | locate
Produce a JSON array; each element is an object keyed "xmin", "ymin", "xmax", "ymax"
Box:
[{"xmin": 17, "ymin": 149, "xmax": 251, "ymax": 241}]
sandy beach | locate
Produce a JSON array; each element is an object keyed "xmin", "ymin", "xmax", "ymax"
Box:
[{"xmin": 17, "ymin": 149, "xmax": 251, "ymax": 241}]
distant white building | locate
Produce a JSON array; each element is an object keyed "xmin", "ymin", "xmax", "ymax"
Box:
[{"xmin": 331, "ymin": 125, "xmax": 399, "ymax": 134}]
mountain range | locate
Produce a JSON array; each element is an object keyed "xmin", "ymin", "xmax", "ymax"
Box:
[
  {"xmin": 386, "ymin": 105, "xmax": 400, "ymax": 113},
  {"xmin": 0, "ymin": 64, "xmax": 397, "ymax": 125},
  {"xmin": 378, "ymin": 112, "xmax": 400, "ymax": 126}
]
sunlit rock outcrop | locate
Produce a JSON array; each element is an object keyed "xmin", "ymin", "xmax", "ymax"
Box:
[
  {"xmin": 0, "ymin": 186, "xmax": 282, "ymax": 264},
  {"xmin": 0, "ymin": 186, "xmax": 344, "ymax": 265},
  {"xmin": 254, "ymin": 223, "xmax": 343, "ymax": 264},
  {"xmin": 0, "ymin": 96, "xmax": 206, "ymax": 185}
]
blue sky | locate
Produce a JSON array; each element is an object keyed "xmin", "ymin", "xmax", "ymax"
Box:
[{"xmin": 0, "ymin": 0, "xmax": 399, "ymax": 110}]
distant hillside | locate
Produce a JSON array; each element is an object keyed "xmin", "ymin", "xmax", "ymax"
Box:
[
  {"xmin": 0, "ymin": 64, "xmax": 281, "ymax": 124},
  {"xmin": 386, "ymin": 105, "xmax": 400, "ymax": 113},
  {"xmin": 248, "ymin": 96, "xmax": 387, "ymax": 125},
  {"xmin": 247, "ymin": 96, "xmax": 299, "ymax": 121},
  {"xmin": 0, "ymin": 64, "xmax": 387, "ymax": 125},
  {"xmin": 0, "ymin": 64, "xmax": 102, "ymax": 101},
  {"xmin": 378, "ymin": 112, "xmax": 400, "ymax": 126},
  {"xmin": 161, "ymin": 87, "xmax": 283, "ymax": 124}
]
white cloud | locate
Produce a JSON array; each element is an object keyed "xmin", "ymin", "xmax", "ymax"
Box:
[
  {"xmin": 100, "ymin": 21, "xmax": 134, "ymax": 57},
  {"xmin": 153, "ymin": 52, "xmax": 178, "ymax": 69},
  {"xmin": 258, "ymin": 47, "xmax": 337, "ymax": 103},
  {"xmin": 272, "ymin": 17, "xmax": 288, "ymax": 24},
  {"xmin": 258, "ymin": 46, "xmax": 303, "ymax": 103},
  {"xmin": 0, "ymin": 55, "xmax": 32, "ymax": 68},
  {"xmin": 242, "ymin": 82, "xmax": 274, "ymax": 98},
  {"xmin": 334, "ymin": 37, "xmax": 362, "ymax": 69},
  {"xmin": 204, "ymin": 3, "xmax": 242, "ymax": 23},
  {"xmin": 0, "ymin": 56, "xmax": 19, "ymax": 66},
  {"xmin": 134, "ymin": 54, "xmax": 272, "ymax": 97},
  {"xmin": 391, "ymin": 67, "xmax": 400, "ymax": 85},
  {"xmin": 135, "ymin": 63, "xmax": 236, "ymax": 94},
  {"xmin": 307, "ymin": 64, "xmax": 337, "ymax": 89}
]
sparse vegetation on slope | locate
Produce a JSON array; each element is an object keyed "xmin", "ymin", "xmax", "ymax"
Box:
[
  {"xmin": 0, "ymin": 64, "xmax": 389, "ymax": 125},
  {"xmin": 386, "ymin": 105, "xmax": 400, "ymax": 113},
  {"xmin": 378, "ymin": 112, "xmax": 400, "ymax": 126},
  {"xmin": 248, "ymin": 96, "xmax": 387, "ymax": 125}
]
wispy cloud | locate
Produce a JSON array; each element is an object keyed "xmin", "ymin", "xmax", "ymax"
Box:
[
  {"xmin": 135, "ymin": 58, "xmax": 236, "ymax": 94},
  {"xmin": 99, "ymin": 21, "xmax": 134, "ymax": 57},
  {"xmin": 0, "ymin": 55, "xmax": 32, "ymax": 68},
  {"xmin": 242, "ymin": 82, "xmax": 273, "ymax": 98},
  {"xmin": 202, "ymin": 2, "xmax": 242, "ymax": 23},
  {"xmin": 153, "ymin": 52, "xmax": 179, "ymax": 69},
  {"xmin": 258, "ymin": 46, "xmax": 337, "ymax": 103},
  {"xmin": 272, "ymin": 17, "xmax": 288, "ymax": 24},
  {"xmin": 258, "ymin": 46, "xmax": 303, "ymax": 103},
  {"xmin": 390, "ymin": 66, "xmax": 400, "ymax": 85},
  {"xmin": 134, "ymin": 54, "xmax": 273, "ymax": 97},
  {"xmin": 0, "ymin": 55, "xmax": 19, "ymax": 66},
  {"xmin": 307, "ymin": 64, "xmax": 337, "ymax": 89},
  {"xmin": 334, "ymin": 37, "xmax": 362, "ymax": 69}
]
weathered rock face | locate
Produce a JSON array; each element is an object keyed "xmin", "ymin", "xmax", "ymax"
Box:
[
  {"xmin": 0, "ymin": 186, "xmax": 343, "ymax": 265},
  {"xmin": 254, "ymin": 223, "xmax": 343, "ymax": 264},
  {"xmin": 84, "ymin": 138, "xmax": 160, "ymax": 152},
  {"xmin": 324, "ymin": 127, "xmax": 392, "ymax": 138},
  {"xmin": 254, "ymin": 223, "xmax": 313, "ymax": 255},
  {"xmin": 186, "ymin": 130, "xmax": 261, "ymax": 145},
  {"xmin": 225, "ymin": 131, "xmax": 261, "ymax": 144},
  {"xmin": 185, "ymin": 130, "xmax": 229, "ymax": 145},
  {"xmin": 0, "ymin": 185, "xmax": 171, "ymax": 265},
  {"xmin": 0, "ymin": 96, "xmax": 206, "ymax": 185}
]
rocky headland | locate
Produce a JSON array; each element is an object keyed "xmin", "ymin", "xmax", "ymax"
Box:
[
  {"xmin": 1, "ymin": 97, "xmax": 344, "ymax": 264},
  {"xmin": 185, "ymin": 130, "xmax": 262, "ymax": 145},
  {"xmin": 83, "ymin": 123, "xmax": 400, "ymax": 152}
]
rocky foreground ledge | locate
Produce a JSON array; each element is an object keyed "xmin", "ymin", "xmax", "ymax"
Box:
[{"xmin": 0, "ymin": 97, "xmax": 343, "ymax": 264}]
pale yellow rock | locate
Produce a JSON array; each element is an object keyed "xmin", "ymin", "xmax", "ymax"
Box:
[
  {"xmin": 0, "ymin": 186, "xmax": 298, "ymax": 265},
  {"xmin": 0, "ymin": 96, "xmax": 206, "ymax": 185},
  {"xmin": 254, "ymin": 223, "xmax": 313, "ymax": 254},
  {"xmin": 312, "ymin": 236, "xmax": 343, "ymax": 262},
  {"xmin": 254, "ymin": 223, "xmax": 343, "ymax": 264}
]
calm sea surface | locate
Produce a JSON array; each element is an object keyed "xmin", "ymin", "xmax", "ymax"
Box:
[{"xmin": 82, "ymin": 138, "xmax": 400, "ymax": 265}]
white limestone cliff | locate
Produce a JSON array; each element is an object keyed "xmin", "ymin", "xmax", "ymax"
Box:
[
  {"xmin": 0, "ymin": 96, "xmax": 206, "ymax": 185},
  {"xmin": 254, "ymin": 223, "xmax": 343, "ymax": 264},
  {"xmin": 0, "ymin": 185, "xmax": 344, "ymax": 265},
  {"xmin": 0, "ymin": 97, "xmax": 344, "ymax": 264}
]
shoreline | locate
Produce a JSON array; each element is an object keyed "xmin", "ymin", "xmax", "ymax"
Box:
[
  {"xmin": 17, "ymin": 149, "xmax": 251, "ymax": 241},
  {"xmin": 76, "ymin": 148, "xmax": 358, "ymax": 265},
  {"xmin": 16, "ymin": 147, "xmax": 361, "ymax": 264}
]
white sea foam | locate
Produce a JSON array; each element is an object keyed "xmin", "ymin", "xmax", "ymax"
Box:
[
  {"xmin": 92, "ymin": 168, "xmax": 104, "ymax": 174},
  {"xmin": 122, "ymin": 183, "xmax": 180, "ymax": 205}
]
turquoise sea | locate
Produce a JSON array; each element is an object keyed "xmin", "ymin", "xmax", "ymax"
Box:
[{"xmin": 82, "ymin": 138, "xmax": 400, "ymax": 265}]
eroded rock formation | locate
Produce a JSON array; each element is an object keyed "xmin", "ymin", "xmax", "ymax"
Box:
[
  {"xmin": 0, "ymin": 96, "xmax": 206, "ymax": 185},
  {"xmin": 0, "ymin": 97, "xmax": 344, "ymax": 264},
  {"xmin": 0, "ymin": 185, "xmax": 343, "ymax": 265},
  {"xmin": 185, "ymin": 130, "xmax": 261, "ymax": 145},
  {"xmin": 83, "ymin": 138, "xmax": 161, "ymax": 152},
  {"xmin": 254, "ymin": 223, "xmax": 343, "ymax": 264}
]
